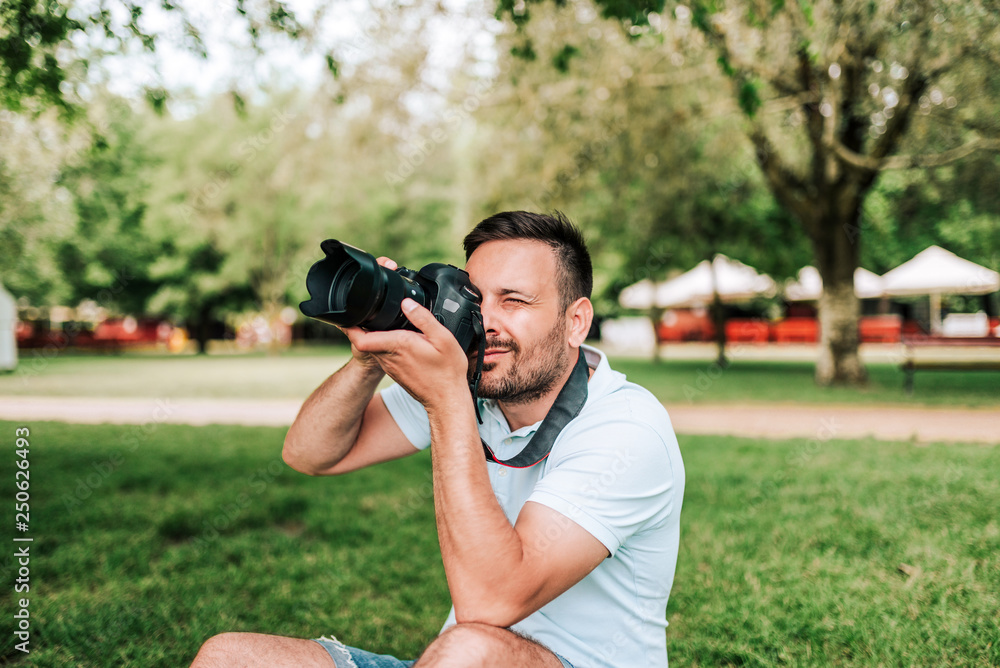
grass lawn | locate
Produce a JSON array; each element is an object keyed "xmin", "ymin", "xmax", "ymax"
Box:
[
  {"xmin": 2, "ymin": 421, "xmax": 997, "ymax": 666},
  {"xmin": 4, "ymin": 347, "xmax": 999, "ymax": 406}
]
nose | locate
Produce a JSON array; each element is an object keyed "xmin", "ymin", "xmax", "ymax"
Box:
[{"xmin": 480, "ymin": 300, "xmax": 500, "ymax": 337}]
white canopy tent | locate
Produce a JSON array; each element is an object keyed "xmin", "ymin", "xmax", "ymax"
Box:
[
  {"xmin": 618, "ymin": 279, "xmax": 659, "ymax": 310},
  {"xmin": 617, "ymin": 255, "xmax": 777, "ymax": 310},
  {"xmin": 654, "ymin": 255, "xmax": 777, "ymax": 308},
  {"xmin": 880, "ymin": 245, "xmax": 1000, "ymax": 334},
  {"xmin": 618, "ymin": 255, "xmax": 776, "ymax": 309},
  {"xmin": 784, "ymin": 266, "xmax": 884, "ymax": 301},
  {"xmin": 0, "ymin": 282, "xmax": 17, "ymax": 371}
]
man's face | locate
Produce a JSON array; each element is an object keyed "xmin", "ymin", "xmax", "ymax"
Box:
[{"xmin": 465, "ymin": 239, "xmax": 572, "ymax": 405}]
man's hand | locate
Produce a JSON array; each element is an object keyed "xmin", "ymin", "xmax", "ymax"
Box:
[
  {"xmin": 339, "ymin": 256, "xmax": 399, "ymax": 372},
  {"xmin": 282, "ymin": 254, "xmax": 421, "ymax": 477},
  {"xmin": 346, "ymin": 297, "xmax": 471, "ymax": 413}
]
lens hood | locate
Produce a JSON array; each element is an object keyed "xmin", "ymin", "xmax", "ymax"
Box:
[
  {"xmin": 300, "ymin": 240, "xmax": 389, "ymax": 327},
  {"xmin": 300, "ymin": 238, "xmax": 482, "ymax": 356}
]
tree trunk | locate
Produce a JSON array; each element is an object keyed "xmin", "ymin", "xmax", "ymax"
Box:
[
  {"xmin": 710, "ymin": 293, "xmax": 727, "ymax": 367},
  {"xmin": 708, "ymin": 254, "xmax": 727, "ymax": 366},
  {"xmin": 648, "ymin": 307, "xmax": 664, "ymax": 364},
  {"xmin": 815, "ymin": 279, "xmax": 866, "ymax": 385},
  {"xmin": 195, "ymin": 327, "xmax": 209, "ymax": 355},
  {"xmin": 813, "ymin": 211, "xmax": 867, "ymax": 386},
  {"xmin": 192, "ymin": 305, "xmax": 211, "ymax": 355}
]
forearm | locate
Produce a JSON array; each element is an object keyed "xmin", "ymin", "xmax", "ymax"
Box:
[
  {"xmin": 283, "ymin": 357, "xmax": 385, "ymax": 475},
  {"xmin": 428, "ymin": 397, "xmax": 531, "ymax": 625}
]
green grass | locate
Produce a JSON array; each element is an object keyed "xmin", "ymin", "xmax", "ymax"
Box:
[
  {"xmin": 1, "ymin": 421, "xmax": 447, "ymax": 666},
  {"xmin": 2, "ymin": 421, "xmax": 997, "ymax": 666},
  {"xmin": 4, "ymin": 348, "xmax": 999, "ymax": 406}
]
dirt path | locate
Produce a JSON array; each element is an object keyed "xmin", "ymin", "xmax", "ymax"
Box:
[
  {"xmin": 2, "ymin": 396, "xmax": 996, "ymax": 444},
  {"xmin": 663, "ymin": 402, "xmax": 998, "ymax": 444}
]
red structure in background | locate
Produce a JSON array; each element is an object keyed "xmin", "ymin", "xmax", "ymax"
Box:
[
  {"xmin": 654, "ymin": 309, "xmax": 956, "ymax": 344},
  {"xmin": 858, "ymin": 315, "xmax": 903, "ymax": 343},
  {"xmin": 726, "ymin": 319, "xmax": 770, "ymax": 343},
  {"xmin": 93, "ymin": 318, "xmax": 163, "ymax": 343},
  {"xmin": 772, "ymin": 317, "xmax": 819, "ymax": 343},
  {"xmin": 656, "ymin": 310, "xmax": 715, "ymax": 342},
  {"xmin": 16, "ymin": 318, "xmax": 170, "ymax": 350}
]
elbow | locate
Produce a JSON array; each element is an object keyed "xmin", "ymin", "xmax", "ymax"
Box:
[
  {"xmin": 281, "ymin": 431, "xmax": 320, "ymax": 476},
  {"xmin": 452, "ymin": 595, "xmax": 532, "ymax": 629},
  {"xmin": 453, "ymin": 608, "xmax": 527, "ymax": 629},
  {"xmin": 282, "ymin": 430, "xmax": 352, "ymax": 476},
  {"xmin": 450, "ymin": 560, "xmax": 543, "ymax": 628}
]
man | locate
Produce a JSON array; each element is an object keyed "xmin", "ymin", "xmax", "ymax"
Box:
[{"xmin": 192, "ymin": 211, "xmax": 684, "ymax": 667}]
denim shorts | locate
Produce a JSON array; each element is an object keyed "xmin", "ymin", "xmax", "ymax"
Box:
[
  {"xmin": 312, "ymin": 636, "xmax": 414, "ymax": 668},
  {"xmin": 313, "ymin": 635, "xmax": 574, "ymax": 667}
]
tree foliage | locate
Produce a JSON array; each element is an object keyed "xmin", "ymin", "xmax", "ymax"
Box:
[
  {"xmin": 0, "ymin": 0, "xmax": 313, "ymax": 115},
  {"xmin": 477, "ymin": 1, "xmax": 810, "ymax": 308},
  {"xmin": 56, "ymin": 96, "xmax": 163, "ymax": 314},
  {"xmin": 2, "ymin": 0, "xmax": 481, "ymax": 349},
  {"xmin": 0, "ymin": 108, "xmax": 81, "ymax": 304},
  {"xmin": 2, "ymin": 0, "xmax": 997, "ymax": 365},
  {"xmin": 498, "ymin": 0, "xmax": 1000, "ymax": 384}
]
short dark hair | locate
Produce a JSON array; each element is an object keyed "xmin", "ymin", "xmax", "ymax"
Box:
[{"xmin": 463, "ymin": 211, "xmax": 592, "ymax": 311}]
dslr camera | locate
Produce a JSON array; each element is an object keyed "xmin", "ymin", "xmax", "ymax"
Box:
[{"xmin": 299, "ymin": 240, "xmax": 484, "ymax": 355}]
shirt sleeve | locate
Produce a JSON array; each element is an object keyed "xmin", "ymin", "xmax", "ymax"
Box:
[
  {"xmin": 527, "ymin": 416, "xmax": 679, "ymax": 557},
  {"xmin": 379, "ymin": 383, "xmax": 432, "ymax": 450}
]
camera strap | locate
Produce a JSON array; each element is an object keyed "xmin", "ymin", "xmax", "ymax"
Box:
[
  {"xmin": 480, "ymin": 348, "xmax": 589, "ymax": 469},
  {"xmin": 469, "ymin": 311, "xmax": 487, "ymax": 425}
]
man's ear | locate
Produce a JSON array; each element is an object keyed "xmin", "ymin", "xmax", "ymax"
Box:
[{"xmin": 566, "ymin": 297, "xmax": 594, "ymax": 347}]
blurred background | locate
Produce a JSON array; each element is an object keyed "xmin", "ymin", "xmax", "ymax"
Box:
[
  {"xmin": 1, "ymin": 1, "xmax": 999, "ymax": 665},
  {"xmin": 2, "ymin": 0, "xmax": 998, "ymax": 385}
]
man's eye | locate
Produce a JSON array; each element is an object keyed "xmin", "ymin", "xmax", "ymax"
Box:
[{"xmin": 507, "ymin": 298, "xmax": 526, "ymax": 305}]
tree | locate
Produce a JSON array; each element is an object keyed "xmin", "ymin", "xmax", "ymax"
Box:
[
  {"xmin": 133, "ymin": 0, "xmax": 484, "ymax": 350},
  {"xmin": 0, "ymin": 0, "xmax": 323, "ymax": 347},
  {"xmin": 56, "ymin": 96, "xmax": 163, "ymax": 315},
  {"xmin": 501, "ymin": 0, "xmax": 1000, "ymax": 385},
  {"xmin": 861, "ymin": 153, "xmax": 1000, "ymax": 274},
  {"xmin": 0, "ymin": 0, "xmax": 314, "ymax": 115},
  {"xmin": 0, "ymin": 110, "xmax": 76, "ymax": 305},
  {"xmin": 471, "ymin": 2, "xmax": 810, "ymax": 364},
  {"xmin": 2, "ymin": 0, "xmax": 476, "ymax": 350}
]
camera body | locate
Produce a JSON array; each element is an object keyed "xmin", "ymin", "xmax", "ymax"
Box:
[
  {"xmin": 394, "ymin": 263, "xmax": 483, "ymax": 353},
  {"xmin": 299, "ymin": 239, "xmax": 483, "ymax": 354}
]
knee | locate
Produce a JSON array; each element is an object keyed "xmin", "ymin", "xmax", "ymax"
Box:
[
  {"xmin": 191, "ymin": 632, "xmax": 245, "ymax": 667},
  {"xmin": 420, "ymin": 623, "xmax": 507, "ymax": 664}
]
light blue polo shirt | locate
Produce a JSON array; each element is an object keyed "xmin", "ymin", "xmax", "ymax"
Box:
[{"xmin": 380, "ymin": 345, "xmax": 684, "ymax": 668}]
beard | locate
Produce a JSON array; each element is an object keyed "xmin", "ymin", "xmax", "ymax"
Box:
[{"xmin": 470, "ymin": 317, "xmax": 571, "ymax": 405}]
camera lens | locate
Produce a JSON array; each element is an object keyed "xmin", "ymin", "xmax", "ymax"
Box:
[{"xmin": 300, "ymin": 240, "xmax": 424, "ymax": 331}]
